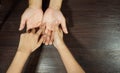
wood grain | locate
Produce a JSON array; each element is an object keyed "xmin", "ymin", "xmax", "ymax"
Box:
[{"xmin": 0, "ymin": 0, "xmax": 120, "ymax": 73}]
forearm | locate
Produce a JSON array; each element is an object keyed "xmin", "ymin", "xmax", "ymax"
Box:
[
  {"xmin": 29, "ymin": 0, "xmax": 42, "ymax": 8},
  {"xmin": 49, "ymin": 0, "xmax": 63, "ymax": 10},
  {"xmin": 7, "ymin": 50, "xmax": 30, "ymax": 73},
  {"xmin": 57, "ymin": 43, "xmax": 85, "ymax": 73}
]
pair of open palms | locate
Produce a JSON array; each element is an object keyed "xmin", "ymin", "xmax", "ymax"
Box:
[{"xmin": 19, "ymin": 7, "xmax": 68, "ymax": 45}]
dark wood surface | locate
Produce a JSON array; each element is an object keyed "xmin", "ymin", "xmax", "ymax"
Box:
[{"xmin": 0, "ymin": 0, "xmax": 120, "ymax": 73}]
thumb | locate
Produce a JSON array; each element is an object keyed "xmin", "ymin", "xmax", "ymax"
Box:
[
  {"xmin": 61, "ymin": 20, "xmax": 68, "ymax": 34},
  {"xmin": 19, "ymin": 18, "xmax": 26, "ymax": 31}
]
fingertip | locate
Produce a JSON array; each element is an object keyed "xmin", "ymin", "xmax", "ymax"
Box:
[
  {"xmin": 65, "ymin": 31, "xmax": 68, "ymax": 34},
  {"xmin": 43, "ymin": 35, "xmax": 46, "ymax": 44},
  {"xmin": 63, "ymin": 28, "xmax": 68, "ymax": 34},
  {"xmin": 49, "ymin": 42, "xmax": 52, "ymax": 45},
  {"xmin": 61, "ymin": 23, "xmax": 68, "ymax": 34},
  {"xmin": 19, "ymin": 28, "xmax": 22, "ymax": 31},
  {"xmin": 43, "ymin": 40, "xmax": 45, "ymax": 44},
  {"xmin": 19, "ymin": 27, "xmax": 23, "ymax": 31},
  {"xmin": 45, "ymin": 42, "xmax": 48, "ymax": 45}
]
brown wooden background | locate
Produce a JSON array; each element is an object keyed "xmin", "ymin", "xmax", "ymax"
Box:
[{"xmin": 0, "ymin": 0, "xmax": 120, "ymax": 73}]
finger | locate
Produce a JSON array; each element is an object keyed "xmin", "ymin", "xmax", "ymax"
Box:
[
  {"xmin": 43, "ymin": 35, "xmax": 46, "ymax": 44},
  {"xmin": 36, "ymin": 25, "xmax": 45, "ymax": 35},
  {"xmin": 47, "ymin": 29, "xmax": 51, "ymax": 36},
  {"xmin": 45, "ymin": 28, "xmax": 49, "ymax": 34},
  {"xmin": 36, "ymin": 29, "xmax": 42, "ymax": 35},
  {"xmin": 40, "ymin": 23, "xmax": 46, "ymax": 33},
  {"xmin": 27, "ymin": 25, "xmax": 32, "ymax": 32},
  {"xmin": 54, "ymin": 27, "xmax": 63, "ymax": 39},
  {"xmin": 19, "ymin": 18, "xmax": 26, "ymax": 31},
  {"xmin": 61, "ymin": 19, "xmax": 68, "ymax": 34},
  {"xmin": 49, "ymin": 32, "xmax": 54, "ymax": 45},
  {"xmin": 45, "ymin": 23, "xmax": 53, "ymax": 31},
  {"xmin": 45, "ymin": 36, "xmax": 50, "ymax": 45},
  {"xmin": 45, "ymin": 30, "xmax": 51, "ymax": 45}
]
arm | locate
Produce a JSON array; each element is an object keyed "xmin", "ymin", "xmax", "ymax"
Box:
[
  {"xmin": 7, "ymin": 28, "xmax": 44, "ymax": 73},
  {"xmin": 57, "ymin": 43, "xmax": 85, "ymax": 73},
  {"xmin": 19, "ymin": 0, "xmax": 43, "ymax": 31},
  {"xmin": 53, "ymin": 27, "xmax": 85, "ymax": 73},
  {"xmin": 6, "ymin": 51, "xmax": 30, "ymax": 73}
]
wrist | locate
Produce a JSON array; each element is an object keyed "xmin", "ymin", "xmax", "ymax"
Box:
[
  {"xmin": 17, "ymin": 47, "xmax": 32, "ymax": 55},
  {"xmin": 48, "ymin": 6, "xmax": 61, "ymax": 10},
  {"xmin": 16, "ymin": 50, "xmax": 31, "ymax": 57},
  {"xmin": 49, "ymin": 0, "xmax": 62, "ymax": 10},
  {"xmin": 29, "ymin": 0, "xmax": 42, "ymax": 9},
  {"xmin": 29, "ymin": 5, "xmax": 42, "ymax": 9},
  {"xmin": 47, "ymin": 7, "xmax": 61, "ymax": 12},
  {"xmin": 56, "ymin": 41, "xmax": 66, "ymax": 50}
]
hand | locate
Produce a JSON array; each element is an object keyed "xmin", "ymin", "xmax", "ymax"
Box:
[
  {"xmin": 43, "ymin": 7, "xmax": 68, "ymax": 45},
  {"xmin": 19, "ymin": 7, "xmax": 43, "ymax": 31},
  {"xmin": 53, "ymin": 26, "xmax": 64, "ymax": 49},
  {"xmin": 18, "ymin": 27, "xmax": 44, "ymax": 53}
]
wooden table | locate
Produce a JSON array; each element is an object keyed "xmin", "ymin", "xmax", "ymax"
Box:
[{"xmin": 0, "ymin": 0, "xmax": 120, "ymax": 73}]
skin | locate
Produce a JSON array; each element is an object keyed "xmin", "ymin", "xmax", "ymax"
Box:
[
  {"xmin": 7, "ymin": 27, "xmax": 44, "ymax": 73},
  {"xmin": 19, "ymin": 0, "xmax": 43, "ymax": 31},
  {"xmin": 53, "ymin": 27, "xmax": 85, "ymax": 73},
  {"xmin": 7, "ymin": 26, "xmax": 85, "ymax": 73},
  {"xmin": 19, "ymin": 0, "xmax": 68, "ymax": 45},
  {"xmin": 43, "ymin": 0, "xmax": 68, "ymax": 45}
]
